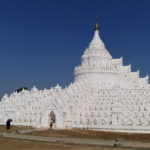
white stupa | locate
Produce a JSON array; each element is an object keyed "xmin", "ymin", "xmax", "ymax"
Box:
[{"xmin": 0, "ymin": 22, "xmax": 150, "ymax": 131}]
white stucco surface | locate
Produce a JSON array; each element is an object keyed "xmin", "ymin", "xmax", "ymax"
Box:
[{"xmin": 0, "ymin": 23, "xmax": 150, "ymax": 132}]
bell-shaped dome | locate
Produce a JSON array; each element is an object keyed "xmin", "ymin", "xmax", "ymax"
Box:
[
  {"xmin": 74, "ymin": 22, "xmax": 115, "ymax": 83},
  {"xmin": 83, "ymin": 22, "xmax": 112, "ymax": 59},
  {"xmin": 89, "ymin": 25, "xmax": 105, "ymax": 49}
]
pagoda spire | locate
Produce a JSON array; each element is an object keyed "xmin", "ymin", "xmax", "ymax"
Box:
[
  {"xmin": 94, "ymin": 15, "xmax": 99, "ymax": 31},
  {"xmin": 87, "ymin": 19, "xmax": 112, "ymax": 58},
  {"xmin": 88, "ymin": 17, "xmax": 104, "ymax": 49}
]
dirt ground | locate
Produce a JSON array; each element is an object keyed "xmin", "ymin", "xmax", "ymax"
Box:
[
  {"xmin": 0, "ymin": 125, "xmax": 32, "ymax": 133},
  {"xmin": 1, "ymin": 126, "xmax": 150, "ymax": 149},
  {"xmin": 0, "ymin": 137, "xmax": 135, "ymax": 150},
  {"xmin": 26, "ymin": 129, "xmax": 150, "ymax": 142}
]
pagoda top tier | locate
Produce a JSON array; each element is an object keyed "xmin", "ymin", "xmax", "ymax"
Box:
[{"xmin": 84, "ymin": 22, "xmax": 112, "ymax": 59}]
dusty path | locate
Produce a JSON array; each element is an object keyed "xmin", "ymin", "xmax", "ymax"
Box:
[{"xmin": 1, "ymin": 130, "xmax": 150, "ymax": 149}]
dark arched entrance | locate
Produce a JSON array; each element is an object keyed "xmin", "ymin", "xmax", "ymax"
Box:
[{"xmin": 49, "ymin": 111, "xmax": 56, "ymax": 128}]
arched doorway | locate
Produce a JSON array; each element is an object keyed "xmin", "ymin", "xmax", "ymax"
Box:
[{"xmin": 49, "ymin": 111, "xmax": 56, "ymax": 128}]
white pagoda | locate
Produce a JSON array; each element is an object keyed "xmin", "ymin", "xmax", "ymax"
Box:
[{"xmin": 0, "ymin": 22, "xmax": 150, "ymax": 131}]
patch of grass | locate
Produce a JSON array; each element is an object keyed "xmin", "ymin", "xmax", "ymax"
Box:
[{"xmin": 26, "ymin": 129, "xmax": 150, "ymax": 142}]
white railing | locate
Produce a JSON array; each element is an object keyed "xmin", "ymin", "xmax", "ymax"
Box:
[{"xmin": 74, "ymin": 66, "xmax": 118, "ymax": 75}]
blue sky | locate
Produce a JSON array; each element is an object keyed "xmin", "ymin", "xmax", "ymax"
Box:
[{"xmin": 0, "ymin": 0, "xmax": 150, "ymax": 97}]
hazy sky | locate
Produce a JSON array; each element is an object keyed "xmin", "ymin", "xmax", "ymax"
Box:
[{"xmin": 0, "ymin": 0, "xmax": 150, "ymax": 97}]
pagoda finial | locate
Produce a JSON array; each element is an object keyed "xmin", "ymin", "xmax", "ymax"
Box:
[{"xmin": 94, "ymin": 15, "xmax": 99, "ymax": 31}]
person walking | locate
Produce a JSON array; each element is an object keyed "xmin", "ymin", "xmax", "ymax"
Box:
[{"xmin": 6, "ymin": 119, "xmax": 12, "ymax": 132}]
